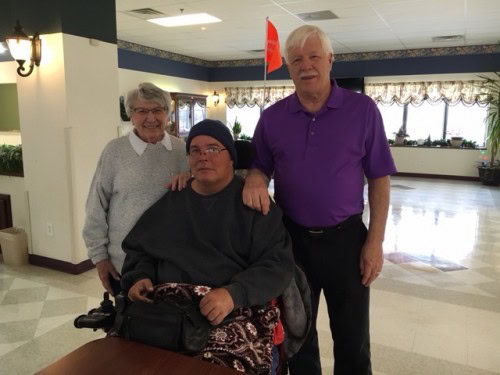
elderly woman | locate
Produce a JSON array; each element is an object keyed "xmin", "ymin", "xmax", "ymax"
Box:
[{"xmin": 83, "ymin": 82, "xmax": 188, "ymax": 295}]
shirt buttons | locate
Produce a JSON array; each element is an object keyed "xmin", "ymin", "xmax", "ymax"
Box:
[
  {"xmin": 311, "ymin": 132, "xmax": 315, "ymax": 135},
  {"xmin": 312, "ymin": 117, "xmax": 316, "ymax": 122}
]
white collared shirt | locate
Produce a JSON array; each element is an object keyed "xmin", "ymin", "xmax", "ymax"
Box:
[{"xmin": 128, "ymin": 130, "xmax": 173, "ymax": 155}]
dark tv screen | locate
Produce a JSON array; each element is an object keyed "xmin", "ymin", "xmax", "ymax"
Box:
[{"xmin": 336, "ymin": 77, "xmax": 365, "ymax": 93}]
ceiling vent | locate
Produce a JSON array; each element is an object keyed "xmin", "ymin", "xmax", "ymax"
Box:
[
  {"xmin": 296, "ymin": 10, "xmax": 338, "ymax": 22},
  {"xmin": 432, "ymin": 35, "xmax": 465, "ymax": 42},
  {"xmin": 123, "ymin": 8, "xmax": 165, "ymax": 20}
]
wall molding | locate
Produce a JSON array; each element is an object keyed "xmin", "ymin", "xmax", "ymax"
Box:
[
  {"xmin": 394, "ymin": 172, "xmax": 480, "ymax": 181},
  {"xmin": 29, "ymin": 254, "xmax": 94, "ymax": 275},
  {"xmin": 118, "ymin": 40, "xmax": 500, "ymax": 68}
]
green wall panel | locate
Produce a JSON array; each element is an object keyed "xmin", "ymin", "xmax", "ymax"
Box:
[{"xmin": 0, "ymin": 84, "xmax": 20, "ymax": 131}]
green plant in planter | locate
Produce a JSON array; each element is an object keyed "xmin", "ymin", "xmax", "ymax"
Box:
[
  {"xmin": 393, "ymin": 126, "xmax": 409, "ymax": 145},
  {"xmin": 423, "ymin": 135, "xmax": 432, "ymax": 147},
  {"xmin": 0, "ymin": 144, "xmax": 24, "ymax": 175},
  {"xmin": 462, "ymin": 139, "xmax": 477, "ymax": 149},
  {"xmin": 478, "ymin": 73, "xmax": 500, "ymax": 167},
  {"xmin": 232, "ymin": 117, "xmax": 242, "ymax": 139},
  {"xmin": 431, "ymin": 139, "xmax": 449, "ymax": 147},
  {"xmin": 476, "ymin": 72, "xmax": 500, "ymax": 184},
  {"xmin": 239, "ymin": 134, "xmax": 252, "ymax": 141}
]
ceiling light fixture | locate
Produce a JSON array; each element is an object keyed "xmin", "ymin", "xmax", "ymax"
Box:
[
  {"xmin": 5, "ymin": 20, "xmax": 41, "ymax": 77},
  {"xmin": 148, "ymin": 13, "xmax": 221, "ymax": 27},
  {"xmin": 212, "ymin": 91, "xmax": 220, "ymax": 106}
]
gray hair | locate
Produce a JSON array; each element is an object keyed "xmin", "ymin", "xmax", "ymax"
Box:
[
  {"xmin": 125, "ymin": 82, "xmax": 172, "ymax": 118},
  {"xmin": 284, "ymin": 25, "xmax": 334, "ymax": 64}
]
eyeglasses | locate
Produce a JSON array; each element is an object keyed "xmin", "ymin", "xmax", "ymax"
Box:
[
  {"xmin": 132, "ymin": 107, "xmax": 166, "ymax": 116},
  {"xmin": 188, "ymin": 146, "xmax": 227, "ymax": 158}
]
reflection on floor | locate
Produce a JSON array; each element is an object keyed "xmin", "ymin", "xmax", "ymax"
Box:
[{"xmin": 0, "ymin": 177, "xmax": 499, "ymax": 374}]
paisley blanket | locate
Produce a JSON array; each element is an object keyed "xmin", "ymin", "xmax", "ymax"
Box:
[{"xmin": 154, "ymin": 283, "xmax": 279, "ymax": 374}]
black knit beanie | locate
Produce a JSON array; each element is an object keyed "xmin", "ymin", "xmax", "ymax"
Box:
[{"xmin": 186, "ymin": 119, "xmax": 237, "ymax": 164}]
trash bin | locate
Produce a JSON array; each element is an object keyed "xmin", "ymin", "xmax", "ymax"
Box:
[{"xmin": 0, "ymin": 227, "xmax": 29, "ymax": 266}]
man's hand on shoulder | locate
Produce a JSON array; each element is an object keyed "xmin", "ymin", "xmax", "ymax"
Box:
[
  {"xmin": 165, "ymin": 172, "xmax": 190, "ymax": 191},
  {"xmin": 242, "ymin": 169, "xmax": 271, "ymax": 215},
  {"xmin": 128, "ymin": 278, "xmax": 154, "ymax": 303},
  {"xmin": 95, "ymin": 259, "xmax": 120, "ymax": 295},
  {"xmin": 199, "ymin": 288, "xmax": 234, "ymax": 325}
]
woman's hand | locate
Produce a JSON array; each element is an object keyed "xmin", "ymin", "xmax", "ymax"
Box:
[{"xmin": 165, "ymin": 172, "xmax": 191, "ymax": 191}]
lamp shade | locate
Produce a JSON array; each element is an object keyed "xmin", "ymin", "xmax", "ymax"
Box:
[
  {"xmin": 212, "ymin": 91, "xmax": 220, "ymax": 105},
  {"xmin": 6, "ymin": 37, "xmax": 31, "ymax": 62}
]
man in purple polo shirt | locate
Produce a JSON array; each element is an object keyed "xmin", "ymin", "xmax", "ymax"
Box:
[{"xmin": 243, "ymin": 25, "xmax": 397, "ymax": 374}]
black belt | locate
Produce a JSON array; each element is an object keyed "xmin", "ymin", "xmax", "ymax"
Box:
[{"xmin": 284, "ymin": 214, "xmax": 363, "ymax": 238}]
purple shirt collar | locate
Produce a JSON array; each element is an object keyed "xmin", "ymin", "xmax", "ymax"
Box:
[{"xmin": 287, "ymin": 79, "xmax": 344, "ymax": 114}]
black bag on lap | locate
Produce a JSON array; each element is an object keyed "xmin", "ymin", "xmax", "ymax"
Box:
[{"xmin": 112, "ymin": 293, "xmax": 211, "ymax": 354}]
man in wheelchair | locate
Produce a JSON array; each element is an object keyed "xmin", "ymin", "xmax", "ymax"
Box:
[{"xmin": 115, "ymin": 119, "xmax": 304, "ymax": 374}]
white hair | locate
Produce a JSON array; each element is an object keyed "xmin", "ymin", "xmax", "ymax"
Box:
[
  {"xmin": 284, "ymin": 25, "xmax": 334, "ymax": 64},
  {"xmin": 125, "ymin": 82, "xmax": 172, "ymax": 118}
]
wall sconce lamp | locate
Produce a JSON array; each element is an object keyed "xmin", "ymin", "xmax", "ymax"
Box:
[
  {"xmin": 212, "ymin": 91, "xmax": 220, "ymax": 106},
  {"xmin": 5, "ymin": 20, "xmax": 42, "ymax": 77}
]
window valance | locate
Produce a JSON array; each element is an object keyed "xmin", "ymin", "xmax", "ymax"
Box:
[
  {"xmin": 365, "ymin": 81, "xmax": 491, "ymax": 107},
  {"xmin": 225, "ymin": 86, "xmax": 295, "ymax": 108}
]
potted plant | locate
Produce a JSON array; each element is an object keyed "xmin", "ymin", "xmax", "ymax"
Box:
[
  {"xmin": 393, "ymin": 126, "xmax": 409, "ymax": 145},
  {"xmin": 0, "ymin": 144, "xmax": 24, "ymax": 176},
  {"xmin": 448, "ymin": 131, "xmax": 464, "ymax": 148},
  {"xmin": 477, "ymin": 72, "xmax": 500, "ymax": 185},
  {"xmin": 239, "ymin": 134, "xmax": 252, "ymax": 141},
  {"xmin": 232, "ymin": 117, "xmax": 242, "ymax": 140}
]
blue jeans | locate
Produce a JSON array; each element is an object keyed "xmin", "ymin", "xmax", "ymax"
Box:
[{"xmin": 272, "ymin": 345, "xmax": 279, "ymax": 375}]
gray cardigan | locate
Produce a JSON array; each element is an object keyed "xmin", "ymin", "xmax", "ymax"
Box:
[{"xmin": 83, "ymin": 133, "xmax": 188, "ymax": 272}]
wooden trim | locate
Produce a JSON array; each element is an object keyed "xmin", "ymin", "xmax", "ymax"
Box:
[
  {"xmin": 29, "ymin": 255, "xmax": 95, "ymax": 275},
  {"xmin": 0, "ymin": 171, "xmax": 24, "ymax": 177},
  {"xmin": 394, "ymin": 172, "xmax": 480, "ymax": 181}
]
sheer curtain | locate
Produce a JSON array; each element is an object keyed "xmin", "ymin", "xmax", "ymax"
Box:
[
  {"xmin": 365, "ymin": 81, "xmax": 491, "ymax": 106},
  {"xmin": 225, "ymin": 86, "xmax": 295, "ymax": 108}
]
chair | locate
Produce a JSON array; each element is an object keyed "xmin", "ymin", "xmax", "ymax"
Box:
[{"xmin": 234, "ymin": 140, "xmax": 253, "ymax": 176}]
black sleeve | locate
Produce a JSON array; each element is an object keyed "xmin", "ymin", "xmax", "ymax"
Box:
[
  {"xmin": 225, "ymin": 201, "xmax": 295, "ymax": 307},
  {"xmin": 120, "ymin": 201, "xmax": 164, "ymax": 291}
]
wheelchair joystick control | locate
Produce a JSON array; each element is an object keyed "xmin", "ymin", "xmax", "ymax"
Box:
[{"xmin": 74, "ymin": 292, "xmax": 117, "ymax": 332}]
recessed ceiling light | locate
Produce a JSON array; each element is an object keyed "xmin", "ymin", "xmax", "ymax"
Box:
[{"xmin": 148, "ymin": 13, "xmax": 221, "ymax": 27}]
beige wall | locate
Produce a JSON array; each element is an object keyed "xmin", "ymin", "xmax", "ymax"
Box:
[
  {"xmin": 15, "ymin": 33, "xmax": 119, "ymax": 264},
  {"xmin": 390, "ymin": 147, "xmax": 482, "ymax": 177}
]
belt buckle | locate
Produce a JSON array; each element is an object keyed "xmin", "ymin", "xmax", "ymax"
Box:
[{"xmin": 308, "ymin": 229, "xmax": 324, "ymax": 235}]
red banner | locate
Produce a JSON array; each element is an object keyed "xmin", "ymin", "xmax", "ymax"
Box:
[{"xmin": 266, "ymin": 19, "xmax": 282, "ymax": 74}]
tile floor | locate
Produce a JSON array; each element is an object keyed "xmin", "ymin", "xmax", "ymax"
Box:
[{"xmin": 0, "ymin": 177, "xmax": 499, "ymax": 374}]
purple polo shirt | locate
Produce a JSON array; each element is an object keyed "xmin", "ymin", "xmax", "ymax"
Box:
[{"xmin": 252, "ymin": 80, "xmax": 397, "ymax": 228}]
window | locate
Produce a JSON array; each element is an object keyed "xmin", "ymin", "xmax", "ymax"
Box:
[
  {"xmin": 377, "ymin": 100, "xmax": 488, "ymax": 146},
  {"xmin": 226, "ymin": 106, "xmax": 261, "ymax": 138},
  {"xmin": 447, "ymin": 103, "xmax": 488, "ymax": 146},
  {"xmin": 406, "ymin": 101, "xmax": 445, "ymax": 140},
  {"xmin": 377, "ymin": 104, "xmax": 405, "ymax": 140}
]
